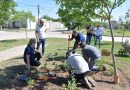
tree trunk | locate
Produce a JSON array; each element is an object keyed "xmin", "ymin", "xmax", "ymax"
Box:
[
  {"xmin": 122, "ymin": 26, "xmax": 126, "ymax": 44},
  {"xmin": 108, "ymin": 17, "xmax": 118, "ymax": 83},
  {"xmin": 0, "ymin": 25, "xmax": 2, "ymax": 30}
]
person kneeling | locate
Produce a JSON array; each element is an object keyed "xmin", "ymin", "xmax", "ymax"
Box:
[
  {"xmin": 66, "ymin": 52, "xmax": 96, "ymax": 89},
  {"xmin": 24, "ymin": 38, "xmax": 42, "ymax": 74}
]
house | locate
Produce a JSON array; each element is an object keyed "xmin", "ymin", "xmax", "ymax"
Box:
[{"xmin": 7, "ymin": 19, "xmax": 65, "ymax": 30}]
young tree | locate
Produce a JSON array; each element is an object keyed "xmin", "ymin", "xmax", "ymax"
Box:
[
  {"xmin": 55, "ymin": 0, "xmax": 126, "ymax": 83},
  {"xmin": 0, "ymin": 0, "xmax": 16, "ymax": 30}
]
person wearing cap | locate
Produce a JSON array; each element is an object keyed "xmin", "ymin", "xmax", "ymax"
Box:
[
  {"xmin": 79, "ymin": 43, "xmax": 101, "ymax": 71},
  {"xmin": 68, "ymin": 31, "xmax": 85, "ymax": 52},
  {"xmin": 66, "ymin": 52, "xmax": 96, "ymax": 88},
  {"xmin": 35, "ymin": 18, "xmax": 47, "ymax": 55},
  {"xmin": 24, "ymin": 38, "xmax": 42, "ymax": 73}
]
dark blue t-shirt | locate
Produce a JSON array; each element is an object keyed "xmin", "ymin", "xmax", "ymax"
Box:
[
  {"xmin": 72, "ymin": 32, "xmax": 85, "ymax": 42},
  {"xmin": 24, "ymin": 45, "xmax": 35, "ymax": 63}
]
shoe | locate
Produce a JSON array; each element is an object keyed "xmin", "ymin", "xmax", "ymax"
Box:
[
  {"xmin": 87, "ymin": 76, "xmax": 96, "ymax": 87},
  {"xmin": 80, "ymin": 77, "xmax": 92, "ymax": 89}
]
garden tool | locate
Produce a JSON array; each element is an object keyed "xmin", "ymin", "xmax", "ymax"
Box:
[{"xmin": 66, "ymin": 34, "xmax": 71, "ymax": 58}]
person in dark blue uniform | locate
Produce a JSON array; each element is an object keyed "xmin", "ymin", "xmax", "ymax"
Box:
[
  {"xmin": 24, "ymin": 38, "xmax": 42, "ymax": 73},
  {"xmin": 69, "ymin": 31, "xmax": 85, "ymax": 52}
]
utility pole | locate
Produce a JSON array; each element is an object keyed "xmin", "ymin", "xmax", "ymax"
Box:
[{"xmin": 38, "ymin": 4, "xmax": 40, "ymax": 21}]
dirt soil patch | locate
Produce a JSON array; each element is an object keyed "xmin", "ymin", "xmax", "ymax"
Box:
[{"xmin": 0, "ymin": 57, "xmax": 130, "ymax": 90}]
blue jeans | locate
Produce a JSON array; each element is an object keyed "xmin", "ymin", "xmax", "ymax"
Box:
[
  {"xmin": 94, "ymin": 36, "xmax": 101, "ymax": 48},
  {"xmin": 37, "ymin": 39, "xmax": 46, "ymax": 55},
  {"xmin": 86, "ymin": 36, "xmax": 92, "ymax": 45}
]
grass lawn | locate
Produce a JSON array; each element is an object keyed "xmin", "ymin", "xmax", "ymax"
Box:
[
  {"xmin": 0, "ymin": 38, "xmax": 130, "ymax": 89},
  {"xmin": 0, "ymin": 39, "xmax": 28, "ymax": 51}
]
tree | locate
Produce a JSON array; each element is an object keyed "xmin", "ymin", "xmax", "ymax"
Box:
[
  {"xmin": 55, "ymin": 0, "xmax": 91, "ymax": 29},
  {"xmin": 0, "ymin": 0, "xmax": 16, "ymax": 30},
  {"xmin": 124, "ymin": 9, "xmax": 130, "ymax": 29},
  {"xmin": 43, "ymin": 15, "xmax": 60, "ymax": 22},
  {"xmin": 12, "ymin": 11, "xmax": 35, "ymax": 22},
  {"xmin": 55, "ymin": 0, "xmax": 126, "ymax": 83}
]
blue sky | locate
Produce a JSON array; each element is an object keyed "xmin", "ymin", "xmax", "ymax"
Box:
[{"xmin": 14, "ymin": 0, "xmax": 130, "ymax": 20}]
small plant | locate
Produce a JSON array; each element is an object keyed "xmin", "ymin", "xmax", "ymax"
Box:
[
  {"xmin": 118, "ymin": 48, "xmax": 129, "ymax": 57},
  {"xmin": 26, "ymin": 77, "xmax": 35, "ymax": 87},
  {"xmin": 108, "ymin": 66, "xmax": 114, "ymax": 76},
  {"xmin": 47, "ymin": 87, "xmax": 54, "ymax": 90},
  {"xmin": 62, "ymin": 78, "xmax": 77, "ymax": 90},
  {"xmin": 58, "ymin": 62, "xmax": 67, "ymax": 71},
  {"xmin": 96, "ymin": 59, "xmax": 106, "ymax": 71},
  {"xmin": 44, "ymin": 62, "xmax": 48, "ymax": 68}
]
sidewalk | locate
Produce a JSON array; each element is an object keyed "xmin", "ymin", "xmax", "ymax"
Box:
[{"xmin": 0, "ymin": 45, "xmax": 26, "ymax": 62}]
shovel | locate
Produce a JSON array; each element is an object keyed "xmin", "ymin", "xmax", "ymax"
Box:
[{"xmin": 66, "ymin": 34, "xmax": 71, "ymax": 58}]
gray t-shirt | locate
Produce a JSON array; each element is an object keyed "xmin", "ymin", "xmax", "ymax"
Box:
[{"xmin": 82, "ymin": 45, "xmax": 101, "ymax": 60}]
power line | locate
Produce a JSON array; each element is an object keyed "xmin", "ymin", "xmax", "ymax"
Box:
[{"xmin": 16, "ymin": 2, "xmax": 37, "ymax": 7}]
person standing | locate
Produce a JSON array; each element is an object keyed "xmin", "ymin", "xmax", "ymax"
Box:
[
  {"xmin": 94, "ymin": 25, "xmax": 105, "ymax": 48},
  {"xmin": 79, "ymin": 43, "xmax": 101, "ymax": 71},
  {"xmin": 35, "ymin": 18, "xmax": 47, "ymax": 55},
  {"xmin": 86, "ymin": 25, "xmax": 93, "ymax": 45},
  {"xmin": 68, "ymin": 30, "xmax": 85, "ymax": 52}
]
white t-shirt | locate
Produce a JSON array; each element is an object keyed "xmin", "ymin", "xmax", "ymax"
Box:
[
  {"xmin": 35, "ymin": 25, "xmax": 46, "ymax": 39},
  {"xmin": 95, "ymin": 27, "xmax": 105, "ymax": 36},
  {"xmin": 66, "ymin": 54, "xmax": 89, "ymax": 74}
]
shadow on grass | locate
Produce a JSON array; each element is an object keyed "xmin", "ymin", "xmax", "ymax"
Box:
[
  {"xmin": 46, "ymin": 56, "xmax": 66, "ymax": 61},
  {"xmin": 11, "ymin": 56, "xmax": 23, "ymax": 60},
  {"xmin": 101, "ymin": 42, "xmax": 111, "ymax": 46},
  {"xmin": 115, "ymin": 54, "xmax": 129, "ymax": 58},
  {"xmin": 0, "ymin": 39, "xmax": 17, "ymax": 43},
  {"xmin": 0, "ymin": 65, "xmax": 27, "ymax": 89}
]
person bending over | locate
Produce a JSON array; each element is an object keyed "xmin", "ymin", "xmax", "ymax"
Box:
[
  {"xmin": 68, "ymin": 30, "xmax": 85, "ymax": 52},
  {"xmin": 66, "ymin": 52, "xmax": 96, "ymax": 88}
]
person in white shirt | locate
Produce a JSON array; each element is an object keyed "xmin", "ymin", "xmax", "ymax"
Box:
[
  {"xmin": 35, "ymin": 18, "xmax": 47, "ymax": 55},
  {"xmin": 66, "ymin": 52, "xmax": 94, "ymax": 88},
  {"xmin": 94, "ymin": 25, "xmax": 105, "ymax": 48}
]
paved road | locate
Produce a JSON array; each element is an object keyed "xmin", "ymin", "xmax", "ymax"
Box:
[{"xmin": 0, "ymin": 29, "xmax": 130, "ymax": 42}]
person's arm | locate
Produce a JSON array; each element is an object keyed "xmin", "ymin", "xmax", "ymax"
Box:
[
  {"xmin": 82, "ymin": 50, "xmax": 89, "ymax": 63},
  {"xmin": 35, "ymin": 26, "xmax": 39, "ymax": 42},
  {"xmin": 68, "ymin": 34, "xmax": 74, "ymax": 41},
  {"xmin": 73, "ymin": 41, "xmax": 80, "ymax": 50},
  {"xmin": 66, "ymin": 60, "xmax": 72, "ymax": 75},
  {"xmin": 26, "ymin": 54, "xmax": 31, "ymax": 72}
]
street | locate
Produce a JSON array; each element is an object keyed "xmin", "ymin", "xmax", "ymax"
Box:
[{"xmin": 0, "ymin": 29, "xmax": 130, "ymax": 42}]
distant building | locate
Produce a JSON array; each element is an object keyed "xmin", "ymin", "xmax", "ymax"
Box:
[
  {"xmin": 111, "ymin": 20, "xmax": 118, "ymax": 29},
  {"xmin": 7, "ymin": 19, "xmax": 65, "ymax": 30}
]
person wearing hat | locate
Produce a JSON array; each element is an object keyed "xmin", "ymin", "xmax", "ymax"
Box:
[
  {"xmin": 24, "ymin": 38, "xmax": 42, "ymax": 73},
  {"xmin": 68, "ymin": 30, "xmax": 85, "ymax": 52},
  {"xmin": 35, "ymin": 18, "xmax": 47, "ymax": 55}
]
